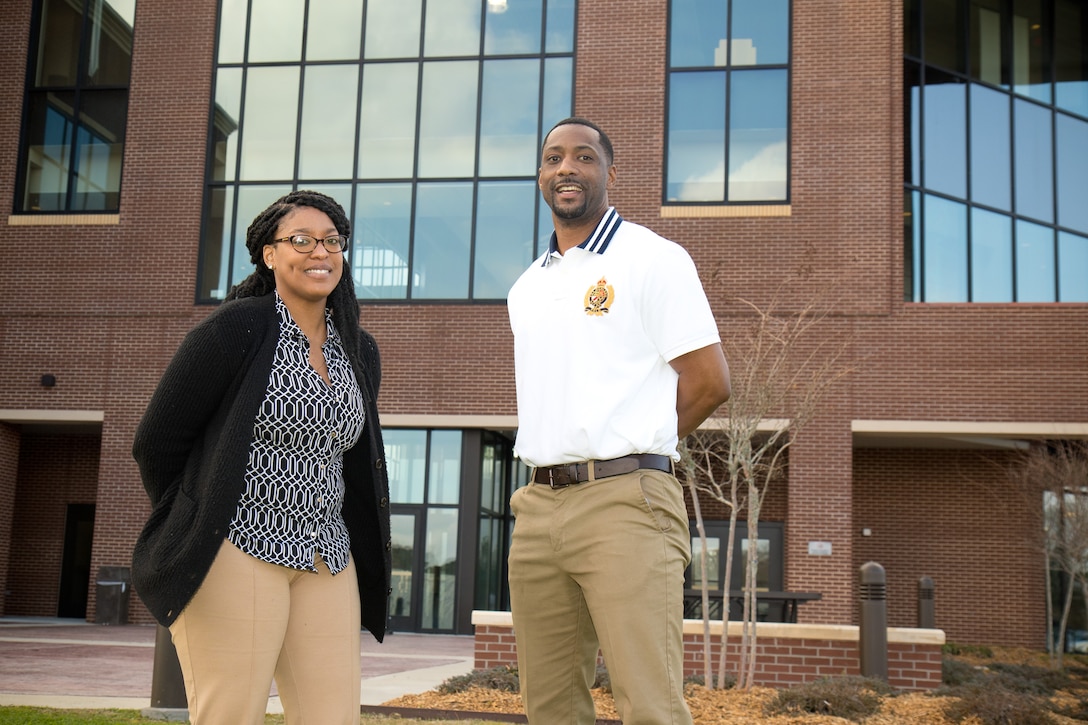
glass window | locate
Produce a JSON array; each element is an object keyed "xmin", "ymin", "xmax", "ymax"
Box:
[
  {"xmin": 923, "ymin": 195, "xmax": 968, "ymax": 302},
  {"xmin": 17, "ymin": 0, "xmax": 135, "ymax": 213},
  {"xmin": 923, "ymin": 70, "xmax": 968, "ymax": 199},
  {"xmin": 1015, "ymin": 219, "xmax": 1055, "ymax": 301},
  {"xmin": 971, "ymin": 208, "xmax": 1013, "ymax": 301},
  {"xmin": 353, "ymin": 184, "xmax": 412, "ymax": 299},
  {"xmin": 666, "ymin": 0, "xmax": 790, "ymax": 204},
  {"xmin": 969, "ymin": 84, "xmax": 1011, "ymax": 210},
  {"xmin": 413, "ymin": 182, "xmax": 473, "ymax": 299},
  {"xmin": 474, "ymin": 182, "xmax": 538, "ymax": 299},
  {"xmin": 1054, "ymin": 0, "xmax": 1088, "ymax": 116},
  {"xmin": 1056, "ymin": 113, "xmax": 1088, "ymax": 234},
  {"xmin": 1013, "ymin": 98, "xmax": 1053, "ymax": 223},
  {"xmin": 906, "ymin": 0, "xmax": 1083, "ymax": 304},
  {"xmin": 299, "ymin": 65, "xmax": 359, "ymax": 180},
  {"xmin": 422, "ymin": 508, "xmax": 459, "ymax": 630},
  {"xmin": 1012, "ymin": 0, "xmax": 1050, "ymax": 103},
  {"xmin": 386, "ymin": 429, "xmax": 428, "ymax": 504},
  {"xmin": 428, "ymin": 430, "xmax": 463, "ymax": 505},
  {"xmin": 485, "ymin": 0, "xmax": 544, "ymax": 55},
  {"xmin": 1059, "ymin": 232, "xmax": 1088, "ymax": 302},
  {"xmin": 201, "ymin": 0, "xmax": 574, "ymax": 302},
  {"xmin": 728, "ymin": 68, "xmax": 787, "ymax": 201}
]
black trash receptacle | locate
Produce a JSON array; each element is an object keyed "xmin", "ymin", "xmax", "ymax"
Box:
[{"xmin": 95, "ymin": 566, "xmax": 131, "ymax": 625}]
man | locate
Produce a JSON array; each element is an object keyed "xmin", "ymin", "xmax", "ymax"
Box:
[{"xmin": 507, "ymin": 117, "xmax": 731, "ymax": 725}]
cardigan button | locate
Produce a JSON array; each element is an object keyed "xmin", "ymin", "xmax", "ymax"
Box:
[
  {"xmin": 375, "ymin": 458, "xmax": 385, "ymax": 470},
  {"xmin": 385, "ymin": 540, "xmax": 391, "ymax": 551},
  {"xmin": 379, "ymin": 497, "xmax": 388, "ymax": 508}
]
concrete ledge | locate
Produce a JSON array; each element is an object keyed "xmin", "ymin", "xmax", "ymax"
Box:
[{"xmin": 472, "ymin": 610, "xmax": 945, "ymax": 692}]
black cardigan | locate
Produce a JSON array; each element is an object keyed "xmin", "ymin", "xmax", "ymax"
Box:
[{"xmin": 131, "ymin": 293, "xmax": 391, "ymax": 641}]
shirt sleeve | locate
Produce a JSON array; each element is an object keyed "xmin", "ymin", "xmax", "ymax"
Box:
[{"xmin": 642, "ymin": 240, "xmax": 721, "ymax": 363}]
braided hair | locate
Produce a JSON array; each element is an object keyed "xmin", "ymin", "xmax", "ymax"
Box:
[{"xmin": 225, "ymin": 189, "xmax": 363, "ymax": 374}]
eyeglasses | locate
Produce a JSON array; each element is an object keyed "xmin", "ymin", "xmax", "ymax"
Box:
[{"xmin": 270, "ymin": 234, "xmax": 349, "ymax": 254}]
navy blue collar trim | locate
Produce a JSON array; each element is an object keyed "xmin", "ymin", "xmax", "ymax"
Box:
[{"xmin": 541, "ymin": 207, "xmax": 623, "ymax": 267}]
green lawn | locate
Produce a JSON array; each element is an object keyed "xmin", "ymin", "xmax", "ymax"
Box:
[{"xmin": 0, "ymin": 708, "xmax": 510, "ymax": 725}]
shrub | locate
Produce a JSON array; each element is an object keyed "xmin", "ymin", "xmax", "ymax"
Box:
[
  {"xmin": 437, "ymin": 666, "xmax": 520, "ymax": 694},
  {"xmin": 765, "ymin": 676, "xmax": 893, "ymax": 722},
  {"xmin": 943, "ymin": 642, "xmax": 994, "ymax": 658},
  {"xmin": 942, "ymin": 683, "xmax": 1053, "ymax": 725}
]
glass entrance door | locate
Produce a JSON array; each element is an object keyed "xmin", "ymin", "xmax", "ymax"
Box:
[{"xmin": 388, "ymin": 512, "xmax": 420, "ymax": 632}]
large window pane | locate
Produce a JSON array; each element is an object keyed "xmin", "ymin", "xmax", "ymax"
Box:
[
  {"xmin": 485, "ymin": 0, "xmax": 543, "ymax": 55},
  {"xmin": 906, "ymin": 61, "xmax": 921, "ymax": 186},
  {"xmin": 545, "ymin": 0, "xmax": 575, "ymax": 53},
  {"xmin": 248, "ymin": 0, "xmax": 304, "ymax": 63},
  {"xmin": 218, "ymin": 0, "xmax": 247, "ymax": 64},
  {"xmin": 479, "ymin": 60, "xmax": 540, "ymax": 176},
  {"xmin": 418, "ymin": 62, "xmax": 479, "ymax": 178},
  {"xmin": 389, "ymin": 514, "xmax": 415, "ymax": 620},
  {"xmin": 1056, "ymin": 113, "xmax": 1088, "ymax": 234},
  {"xmin": 474, "ymin": 182, "xmax": 537, "ymax": 298},
  {"xmin": 670, "ymin": 0, "xmax": 728, "ymax": 67},
  {"xmin": 358, "ymin": 63, "xmax": 418, "ymax": 179},
  {"xmin": 353, "ymin": 184, "xmax": 411, "ymax": 300},
  {"xmin": 83, "ymin": 0, "xmax": 135, "ymax": 86},
  {"xmin": 422, "ymin": 508, "xmax": 458, "ymax": 630},
  {"xmin": 970, "ymin": 0, "xmax": 1006, "ymax": 87},
  {"xmin": 1012, "ymin": 0, "xmax": 1050, "ymax": 102},
  {"xmin": 365, "ymin": 0, "xmax": 422, "ymax": 59},
  {"xmin": 199, "ymin": 185, "xmax": 234, "ymax": 299},
  {"xmin": 969, "ymin": 84, "xmax": 1010, "ymax": 210},
  {"xmin": 428, "ymin": 431, "xmax": 463, "ymax": 505},
  {"xmin": 34, "ymin": 0, "xmax": 82, "ymax": 86},
  {"xmin": 211, "ymin": 68, "xmax": 242, "ymax": 183},
  {"xmin": 924, "ymin": 195, "xmax": 968, "ymax": 302},
  {"xmin": 971, "ymin": 208, "xmax": 1013, "ymax": 301},
  {"xmin": 72, "ymin": 89, "xmax": 126, "ymax": 210},
  {"xmin": 1016, "ymin": 219, "xmax": 1055, "ymax": 301},
  {"xmin": 306, "ymin": 0, "xmax": 363, "ymax": 61},
  {"xmin": 923, "ymin": 71, "xmax": 968, "ymax": 199},
  {"xmin": 424, "ymin": 0, "xmax": 480, "ymax": 57},
  {"xmin": 22, "ymin": 92, "xmax": 75, "ymax": 211},
  {"xmin": 1013, "ymin": 98, "xmax": 1053, "ymax": 222},
  {"xmin": 1059, "ymin": 232, "xmax": 1088, "ymax": 301},
  {"xmin": 732, "ymin": 0, "xmax": 789, "ymax": 66},
  {"xmin": 728, "ymin": 68, "xmax": 787, "ymax": 201},
  {"xmin": 667, "ymin": 71, "xmax": 726, "ymax": 201},
  {"xmin": 233, "ymin": 185, "xmax": 290, "ymax": 284},
  {"xmin": 386, "ymin": 429, "xmax": 428, "ymax": 504},
  {"xmin": 299, "ymin": 65, "xmax": 358, "ymax": 180},
  {"xmin": 1055, "ymin": 0, "xmax": 1088, "ymax": 116},
  {"xmin": 239, "ymin": 67, "xmax": 300, "ymax": 181},
  {"xmin": 542, "ymin": 57, "xmax": 573, "ymax": 129},
  {"xmin": 413, "ymin": 182, "xmax": 472, "ymax": 299},
  {"xmin": 925, "ymin": 0, "xmax": 967, "ymax": 73}
]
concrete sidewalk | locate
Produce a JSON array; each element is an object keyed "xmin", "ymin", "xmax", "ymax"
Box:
[{"xmin": 0, "ymin": 617, "xmax": 475, "ymax": 715}]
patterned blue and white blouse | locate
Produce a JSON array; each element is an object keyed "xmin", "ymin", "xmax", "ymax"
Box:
[{"xmin": 227, "ymin": 292, "xmax": 366, "ymax": 573}]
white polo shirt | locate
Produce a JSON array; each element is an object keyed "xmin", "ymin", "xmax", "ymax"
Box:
[{"xmin": 507, "ymin": 208, "xmax": 721, "ymax": 468}]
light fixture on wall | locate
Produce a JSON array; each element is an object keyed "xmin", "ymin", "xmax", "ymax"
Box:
[
  {"xmin": 487, "ymin": 0, "xmax": 508, "ymax": 13},
  {"xmin": 40, "ymin": 374, "xmax": 56, "ymax": 388}
]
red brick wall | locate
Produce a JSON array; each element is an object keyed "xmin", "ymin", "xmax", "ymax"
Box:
[
  {"xmin": 474, "ymin": 623, "xmax": 943, "ymax": 692},
  {"xmin": 854, "ymin": 448, "xmax": 1045, "ymax": 648},
  {"xmin": 5, "ymin": 435, "xmax": 100, "ymax": 617},
  {"xmin": 0, "ymin": 425, "xmax": 19, "ymax": 616}
]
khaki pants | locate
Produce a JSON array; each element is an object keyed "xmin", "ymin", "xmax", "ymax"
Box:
[
  {"xmin": 508, "ymin": 469, "xmax": 694, "ymax": 725},
  {"xmin": 169, "ymin": 539, "xmax": 361, "ymax": 725}
]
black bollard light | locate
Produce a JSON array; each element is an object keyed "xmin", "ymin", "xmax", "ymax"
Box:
[
  {"xmin": 858, "ymin": 561, "xmax": 888, "ymax": 681},
  {"xmin": 917, "ymin": 576, "xmax": 935, "ymax": 629},
  {"xmin": 141, "ymin": 624, "xmax": 188, "ymax": 721}
]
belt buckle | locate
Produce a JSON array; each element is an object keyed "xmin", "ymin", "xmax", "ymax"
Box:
[{"xmin": 547, "ymin": 464, "xmax": 581, "ymax": 488}]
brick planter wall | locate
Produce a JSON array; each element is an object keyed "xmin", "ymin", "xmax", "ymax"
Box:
[{"xmin": 472, "ymin": 611, "xmax": 944, "ymax": 692}]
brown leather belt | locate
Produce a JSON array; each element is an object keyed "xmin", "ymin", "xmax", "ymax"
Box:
[{"xmin": 531, "ymin": 454, "xmax": 674, "ymax": 488}]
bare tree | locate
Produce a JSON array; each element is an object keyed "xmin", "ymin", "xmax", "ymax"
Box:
[
  {"xmin": 1014, "ymin": 441, "xmax": 1088, "ymax": 669},
  {"xmin": 679, "ymin": 291, "xmax": 855, "ymax": 689}
]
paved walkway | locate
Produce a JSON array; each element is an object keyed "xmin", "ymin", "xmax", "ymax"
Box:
[{"xmin": 0, "ymin": 617, "xmax": 475, "ymax": 715}]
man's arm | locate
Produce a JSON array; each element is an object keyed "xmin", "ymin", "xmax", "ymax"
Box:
[{"xmin": 671, "ymin": 343, "xmax": 731, "ymax": 439}]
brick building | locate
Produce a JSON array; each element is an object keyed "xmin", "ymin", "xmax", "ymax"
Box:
[{"xmin": 0, "ymin": 0, "xmax": 1085, "ymax": 651}]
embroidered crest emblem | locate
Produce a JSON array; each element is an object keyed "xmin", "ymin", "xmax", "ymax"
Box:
[{"xmin": 584, "ymin": 277, "xmax": 614, "ymax": 316}]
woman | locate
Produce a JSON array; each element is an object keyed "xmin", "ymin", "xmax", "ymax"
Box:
[{"xmin": 131, "ymin": 190, "xmax": 390, "ymax": 724}]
